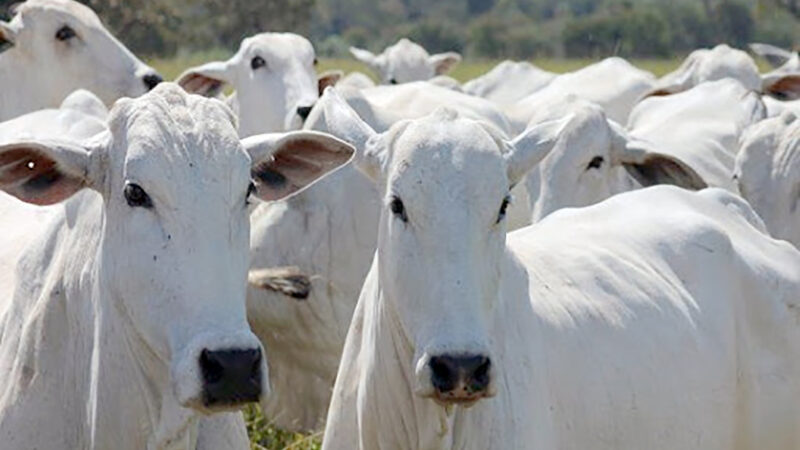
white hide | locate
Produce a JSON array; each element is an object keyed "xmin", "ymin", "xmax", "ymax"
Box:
[
  {"xmin": 647, "ymin": 44, "xmax": 800, "ymax": 101},
  {"xmin": 336, "ymin": 71, "xmax": 377, "ymax": 90},
  {"xmin": 319, "ymin": 98, "xmax": 800, "ymax": 449},
  {"xmin": 505, "ymin": 57, "xmax": 655, "ymax": 130},
  {"xmin": 0, "ymin": 84, "xmax": 354, "ymax": 450},
  {"xmin": 0, "ymin": 0, "xmax": 160, "ymax": 121},
  {"xmin": 177, "ymin": 33, "xmax": 323, "ymax": 137},
  {"xmin": 350, "ymin": 38, "xmax": 461, "ymax": 84},
  {"xmin": 736, "ymin": 111, "xmax": 800, "ymax": 248},
  {"xmin": 463, "ymin": 60, "xmax": 556, "ymax": 106},
  {"xmin": 627, "ymin": 78, "xmax": 766, "ymax": 191}
]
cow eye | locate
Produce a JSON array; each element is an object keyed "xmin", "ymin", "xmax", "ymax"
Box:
[
  {"xmin": 55, "ymin": 25, "xmax": 76, "ymax": 41},
  {"xmin": 586, "ymin": 156, "xmax": 604, "ymax": 170},
  {"xmin": 496, "ymin": 195, "xmax": 511, "ymax": 224},
  {"xmin": 389, "ymin": 196, "xmax": 407, "ymax": 222},
  {"xmin": 313, "ymin": 57, "xmax": 318, "ymax": 66},
  {"xmin": 246, "ymin": 181, "xmax": 257, "ymax": 205},
  {"xmin": 124, "ymin": 183, "xmax": 152, "ymax": 208},
  {"xmin": 251, "ymin": 56, "xmax": 266, "ymax": 70},
  {"xmin": 389, "ymin": 78, "xmax": 398, "ymax": 85}
]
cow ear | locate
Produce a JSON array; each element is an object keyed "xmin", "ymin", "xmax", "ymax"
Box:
[
  {"xmin": 318, "ymin": 69, "xmax": 343, "ymax": 95},
  {"xmin": 319, "ymin": 87, "xmax": 384, "ymax": 181},
  {"xmin": 749, "ymin": 43, "xmax": 795, "ymax": 68},
  {"xmin": 243, "ymin": 131, "xmax": 354, "ymax": 202},
  {"xmin": 177, "ymin": 61, "xmax": 230, "ymax": 97},
  {"xmin": 349, "ymin": 46, "xmax": 378, "ymax": 67},
  {"xmin": 0, "ymin": 139, "xmax": 97, "ymax": 205},
  {"xmin": 763, "ymin": 74, "xmax": 800, "ymax": 101},
  {"xmin": 428, "ymin": 52, "xmax": 461, "ymax": 75},
  {"xmin": 0, "ymin": 21, "xmax": 16, "ymax": 54},
  {"xmin": 505, "ymin": 115, "xmax": 573, "ymax": 185},
  {"xmin": 618, "ymin": 141, "xmax": 707, "ymax": 190}
]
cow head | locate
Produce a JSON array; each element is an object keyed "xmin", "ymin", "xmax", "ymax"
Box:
[
  {"xmin": 0, "ymin": 84, "xmax": 354, "ymax": 413},
  {"xmin": 524, "ymin": 97, "xmax": 706, "ymax": 222},
  {"xmin": 0, "ymin": 0, "xmax": 161, "ymax": 108},
  {"xmin": 735, "ymin": 111, "xmax": 800, "ymax": 248},
  {"xmin": 178, "ymin": 32, "xmax": 331, "ymax": 137},
  {"xmin": 319, "ymin": 87, "xmax": 565, "ymax": 406},
  {"xmin": 350, "ymin": 38, "xmax": 460, "ymax": 85}
]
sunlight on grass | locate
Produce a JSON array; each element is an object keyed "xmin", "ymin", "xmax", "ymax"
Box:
[{"xmin": 243, "ymin": 405, "xmax": 321, "ymax": 450}]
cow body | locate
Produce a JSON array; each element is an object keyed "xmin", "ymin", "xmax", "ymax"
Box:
[{"xmin": 319, "ymin": 98, "xmax": 800, "ymax": 449}]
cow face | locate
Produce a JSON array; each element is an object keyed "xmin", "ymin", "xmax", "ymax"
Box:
[
  {"xmin": 350, "ymin": 38, "xmax": 460, "ymax": 85},
  {"xmin": 736, "ymin": 111, "xmax": 800, "ymax": 248},
  {"xmin": 178, "ymin": 33, "xmax": 323, "ymax": 137},
  {"xmin": 524, "ymin": 99, "xmax": 706, "ymax": 222},
  {"xmin": 1, "ymin": 0, "xmax": 161, "ymax": 107},
  {"xmin": 0, "ymin": 84, "xmax": 354, "ymax": 412},
  {"xmin": 319, "ymin": 88, "xmax": 564, "ymax": 406}
]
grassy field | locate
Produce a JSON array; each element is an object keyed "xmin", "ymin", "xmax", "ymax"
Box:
[
  {"xmin": 149, "ymin": 53, "xmax": 692, "ymax": 84},
  {"xmin": 147, "ymin": 52, "xmax": 765, "ymax": 450}
]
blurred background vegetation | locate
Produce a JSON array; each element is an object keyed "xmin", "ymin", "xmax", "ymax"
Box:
[{"xmin": 0, "ymin": 0, "xmax": 797, "ymax": 60}]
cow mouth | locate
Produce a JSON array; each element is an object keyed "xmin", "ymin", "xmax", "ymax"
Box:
[{"xmin": 431, "ymin": 392, "xmax": 487, "ymax": 408}]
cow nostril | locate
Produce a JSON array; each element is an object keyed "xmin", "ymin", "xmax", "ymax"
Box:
[
  {"xmin": 200, "ymin": 349, "xmax": 224, "ymax": 384},
  {"xmin": 429, "ymin": 356, "xmax": 456, "ymax": 393},
  {"xmin": 296, "ymin": 106, "xmax": 313, "ymax": 120},
  {"xmin": 143, "ymin": 73, "xmax": 163, "ymax": 91},
  {"xmin": 471, "ymin": 357, "xmax": 491, "ymax": 392}
]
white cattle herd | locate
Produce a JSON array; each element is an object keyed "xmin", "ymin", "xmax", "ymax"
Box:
[{"xmin": 0, "ymin": 1, "xmax": 799, "ymax": 449}]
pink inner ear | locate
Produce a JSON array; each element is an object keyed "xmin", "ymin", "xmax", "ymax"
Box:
[
  {"xmin": 0, "ymin": 147, "xmax": 84, "ymax": 206},
  {"xmin": 180, "ymin": 73, "xmax": 223, "ymax": 97}
]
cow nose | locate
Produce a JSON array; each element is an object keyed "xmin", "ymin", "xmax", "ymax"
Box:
[
  {"xmin": 200, "ymin": 348, "xmax": 262, "ymax": 407},
  {"xmin": 429, "ymin": 354, "xmax": 491, "ymax": 399},
  {"xmin": 142, "ymin": 73, "xmax": 163, "ymax": 91},
  {"xmin": 296, "ymin": 105, "xmax": 313, "ymax": 120}
]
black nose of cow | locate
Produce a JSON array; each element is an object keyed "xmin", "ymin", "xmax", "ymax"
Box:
[
  {"xmin": 142, "ymin": 73, "xmax": 163, "ymax": 91},
  {"xmin": 200, "ymin": 348, "xmax": 262, "ymax": 407},
  {"xmin": 296, "ymin": 105, "xmax": 313, "ymax": 120},
  {"xmin": 429, "ymin": 354, "xmax": 491, "ymax": 397}
]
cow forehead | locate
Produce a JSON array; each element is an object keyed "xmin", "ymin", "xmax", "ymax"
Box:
[
  {"xmin": 108, "ymin": 84, "xmax": 248, "ymax": 181},
  {"xmin": 241, "ymin": 33, "xmax": 314, "ymax": 61},
  {"xmin": 388, "ymin": 114, "xmax": 508, "ymax": 199},
  {"xmin": 19, "ymin": 0, "xmax": 102, "ymax": 26}
]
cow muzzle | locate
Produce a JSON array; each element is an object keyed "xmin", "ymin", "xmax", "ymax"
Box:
[
  {"xmin": 172, "ymin": 330, "xmax": 269, "ymax": 412},
  {"xmin": 415, "ymin": 352, "xmax": 495, "ymax": 407},
  {"xmin": 200, "ymin": 348, "xmax": 263, "ymax": 407}
]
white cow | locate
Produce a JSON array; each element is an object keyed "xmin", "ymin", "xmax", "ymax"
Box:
[
  {"xmin": 462, "ymin": 60, "xmax": 556, "ymax": 106},
  {"xmin": 523, "ymin": 79, "xmax": 765, "ymax": 222},
  {"xmin": 0, "ymin": 84, "xmax": 354, "ymax": 450},
  {"xmin": 0, "ymin": 0, "xmax": 161, "ymax": 121},
  {"xmin": 646, "ymin": 44, "xmax": 800, "ymax": 101},
  {"xmin": 244, "ymin": 80, "xmax": 514, "ymax": 431},
  {"xmin": 320, "ymin": 93, "xmax": 800, "ymax": 449},
  {"xmin": 177, "ymin": 32, "xmax": 340, "ymax": 137},
  {"xmin": 505, "ymin": 57, "xmax": 655, "ymax": 130},
  {"xmin": 736, "ymin": 111, "xmax": 800, "ymax": 248},
  {"xmin": 350, "ymin": 38, "xmax": 461, "ymax": 84}
]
